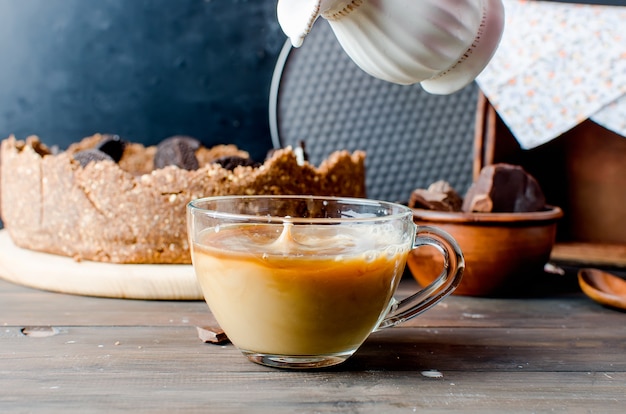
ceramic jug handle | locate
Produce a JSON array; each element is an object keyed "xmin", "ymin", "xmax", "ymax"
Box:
[{"xmin": 376, "ymin": 226, "xmax": 465, "ymax": 330}]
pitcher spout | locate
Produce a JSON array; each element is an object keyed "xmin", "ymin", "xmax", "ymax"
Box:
[
  {"xmin": 277, "ymin": 0, "xmax": 355, "ymax": 47},
  {"xmin": 277, "ymin": 0, "xmax": 321, "ymax": 48}
]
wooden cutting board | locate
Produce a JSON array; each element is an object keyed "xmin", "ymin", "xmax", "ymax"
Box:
[{"xmin": 0, "ymin": 230, "xmax": 203, "ymax": 300}]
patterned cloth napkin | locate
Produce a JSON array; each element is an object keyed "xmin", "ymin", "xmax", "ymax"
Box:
[{"xmin": 476, "ymin": 0, "xmax": 626, "ymax": 149}]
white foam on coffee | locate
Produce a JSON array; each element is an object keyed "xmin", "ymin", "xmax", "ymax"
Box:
[
  {"xmin": 200, "ymin": 220, "xmax": 411, "ymax": 262},
  {"xmin": 266, "ymin": 220, "xmax": 409, "ymax": 261}
]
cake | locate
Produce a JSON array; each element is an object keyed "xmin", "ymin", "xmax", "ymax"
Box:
[{"xmin": 0, "ymin": 134, "xmax": 366, "ymax": 264}]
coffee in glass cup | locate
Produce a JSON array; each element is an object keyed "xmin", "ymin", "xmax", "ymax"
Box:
[{"xmin": 187, "ymin": 195, "xmax": 464, "ymax": 369}]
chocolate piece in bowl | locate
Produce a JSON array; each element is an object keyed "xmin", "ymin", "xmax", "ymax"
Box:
[
  {"xmin": 408, "ymin": 164, "xmax": 561, "ymax": 297},
  {"xmin": 408, "ymin": 180, "xmax": 463, "ymax": 212},
  {"xmin": 462, "ymin": 163, "xmax": 547, "ymax": 213}
]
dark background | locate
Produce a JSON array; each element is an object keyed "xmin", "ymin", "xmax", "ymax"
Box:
[
  {"xmin": 0, "ymin": 0, "xmax": 623, "ymax": 162},
  {"xmin": 0, "ymin": 0, "xmax": 284, "ymax": 162}
]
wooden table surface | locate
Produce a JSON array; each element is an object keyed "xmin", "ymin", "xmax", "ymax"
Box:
[{"xmin": 2, "ymin": 270, "xmax": 625, "ymax": 413}]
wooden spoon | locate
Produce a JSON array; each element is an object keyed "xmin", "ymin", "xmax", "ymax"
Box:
[{"xmin": 578, "ymin": 268, "xmax": 626, "ymax": 311}]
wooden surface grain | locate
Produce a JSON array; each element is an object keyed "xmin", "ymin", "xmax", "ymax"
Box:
[{"xmin": 1, "ymin": 276, "xmax": 625, "ymax": 413}]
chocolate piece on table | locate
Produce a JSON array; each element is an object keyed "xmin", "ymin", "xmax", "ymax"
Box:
[
  {"xmin": 196, "ymin": 326, "xmax": 229, "ymax": 344},
  {"xmin": 154, "ymin": 135, "xmax": 201, "ymax": 170},
  {"xmin": 462, "ymin": 163, "xmax": 546, "ymax": 213},
  {"xmin": 73, "ymin": 149, "xmax": 114, "ymax": 168},
  {"xmin": 408, "ymin": 180, "xmax": 463, "ymax": 211}
]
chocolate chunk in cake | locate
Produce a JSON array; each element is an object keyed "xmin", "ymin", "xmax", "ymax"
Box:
[
  {"xmin": 154, "ymin": 135, "xmax": 201, "ymax": 170},
  {"xmin": 213, "ymin": 156, "xmax": 260, "ymax": 171},
  {"xmin": 73, "ymin": 149, "xmax": 114, "ymax": 167},
  {"xmin": 96, "ymin": 134, "xmax": 126, "ymax": 163}
]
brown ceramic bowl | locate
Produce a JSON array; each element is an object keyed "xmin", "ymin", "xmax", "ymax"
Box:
[{"xmin": 408, "ymin": 206, "xmax": 563, "ymax": 297}]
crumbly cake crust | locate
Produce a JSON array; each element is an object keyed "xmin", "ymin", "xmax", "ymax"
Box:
[{"xmin": 0, "ymin": 135, "xmax": 366, "ymax": 264}]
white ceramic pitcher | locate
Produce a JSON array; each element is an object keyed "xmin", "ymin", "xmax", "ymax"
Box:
[{"xmin": 277, "ymin": 0, "xmax": 505, "ymax": 95}]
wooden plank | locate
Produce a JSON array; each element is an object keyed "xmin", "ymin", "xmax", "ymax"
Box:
[
  {"xmin": 2, "ymin": 370, "xmax": 624, "ymax": 413},
  {"xmin": 0, "ymin": 278, "xmax": 618, "ymax": 330},
  {"xmin": 2, "ymin": 371, "xmax": 625, "ymax": 413},
  {"xmin": 1, "ymin": 326, "xmax": 625, "ymax": 412},
  {"xmin": 0, "ymin": 326, "xmax": 626, "ymax": 375},
  {"xmin": 552, "ymin": 242, "xmax": 626, "ymax": 267},
  {"xmin": 3, "ymin": 325, "xmax": 626, "ymax": 373},
  {"xmin": 0, "ymin": 278, "xmax": 216, "ymax": 328}
]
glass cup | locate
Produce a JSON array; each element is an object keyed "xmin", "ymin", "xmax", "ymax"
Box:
[{"xmin": 187, "ymin": 195, "xmax": 464, "ymax": 369}]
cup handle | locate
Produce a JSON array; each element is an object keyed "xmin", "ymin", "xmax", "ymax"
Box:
[{"xmin": 376, "ymin": 225, "xmax": 465, "ymax": 330}]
